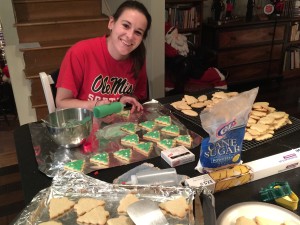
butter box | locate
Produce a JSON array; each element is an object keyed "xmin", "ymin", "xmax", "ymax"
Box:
[
  {"xmin": 161, "ymin": 146, "xmax": 195, "ymax": 167},
  {"xmin": 185, "ymin": 148, "xmax": 300, "ymax": 193}
]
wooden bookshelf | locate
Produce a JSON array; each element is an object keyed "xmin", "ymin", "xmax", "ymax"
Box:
[
  {"xmin": 165, "ymin": 0, "xmax": 204, "ymax": 47},
  {"xmin": 283, "ymin": 17, "xmax": 300, "ymax": 78}
]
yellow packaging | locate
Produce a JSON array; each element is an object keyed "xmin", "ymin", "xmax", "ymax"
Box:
[{"xmin": 186, "ymin": 148, "xmax": 300, "ymax": 193}]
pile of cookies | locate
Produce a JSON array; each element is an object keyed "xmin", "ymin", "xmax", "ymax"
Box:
[
  {"xmin": 245, "ymin": 102, "xmax": 292, "ymax": 141},
  {"xmin": 170, "ymin": 91, "xmax": 239, "ymax": 117},
  {"xmin": 39, "ymin": 193, "xmax": 190, "ymax": 225},
  {"xmin": 63, "ymin": 115, "xmax": 193, "ymax": 173},
  {"xmin": 170, "ymin": 91, "xmax": 293, "ymax": 142}
]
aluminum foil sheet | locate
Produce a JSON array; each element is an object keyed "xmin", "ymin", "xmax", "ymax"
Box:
[
  {"xmin": 29, "ymin": 102, "xmax": 202, "ymax": 177},
  {"xmin": 13, "ymin": 170, "xmax": 205, "ymax": 225}
]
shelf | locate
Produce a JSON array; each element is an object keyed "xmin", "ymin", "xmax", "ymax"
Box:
[{"xmin": 283, "ymin": 68, "xmax": 300, "ymax": 78}]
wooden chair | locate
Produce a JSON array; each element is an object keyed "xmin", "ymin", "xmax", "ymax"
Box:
[{"xmin": 39, "ymin": 72, "xmax": 56, "ymax": 113}]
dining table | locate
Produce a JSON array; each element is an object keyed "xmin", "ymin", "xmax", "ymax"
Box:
[{"xmin": 13, "ymin": 93, "xmax": 300, "ymax": 220}]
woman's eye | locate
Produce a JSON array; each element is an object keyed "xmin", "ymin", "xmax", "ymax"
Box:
[
  {"xmin": 135, "ymin": 31, "xmax": 143, "ymax": 36},
  {"xmin": 123, "ymin": 24, "xmax": 130, "ymax": 29}
]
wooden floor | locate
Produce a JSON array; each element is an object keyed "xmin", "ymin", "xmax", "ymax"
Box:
[
  {"xmin": 0, "ymin": 76, "xmax": 299, "ymax": 224},
  {"xmin": 0, "ymin": 116, "xmax": 25, "ymax": 225}
]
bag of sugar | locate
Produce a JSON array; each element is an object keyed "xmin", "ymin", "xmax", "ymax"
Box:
[{"xmin": 195, "ymin": 87, "xmax": 259, "ymax": 173}]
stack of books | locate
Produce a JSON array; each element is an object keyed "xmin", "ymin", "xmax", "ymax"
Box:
[{"xmin": 283, "ymin": 47, "xmax": 300, "ymax": 71}]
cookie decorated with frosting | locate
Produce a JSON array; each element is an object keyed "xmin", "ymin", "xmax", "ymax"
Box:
[
  {"xmin": 120, "ymin": 123, "xmax": 137, "ymax": 134},
  {"xmin": 133, "ymin": 142, "xmax": 153, "ymax": 156},
  {"xmin": 116, "ymin": 109, "xmax": 131, "ymax": 119},
  {"xmin": 64, "ymin": 159, "xmax": 85, "ymax": 172},
  {"xmin": 175, "ymin": 135, "xmax": 192, "ymax": 148},
  {"xmin": 157, "ymin": 138, "xmax": 176, "ymax": 151},
  {"xmin": 114, "ymin": 148, "xmax": 132, "ymax": 162},
  {"xmin": 121, "ymin": 134, "xmax": 139, "ymax": 147},
  {"xmin": 139, "ymin": 121, "xmax": 156, "ymax": 131},
  {"xmin": 90, "ymin": 152, "xmax": 109, "ymax": 166},
  {"xmin": 143, "ymin": 130, "xmax": 160, "ymax": 142},
  {"xmin": 161, "ymin": 125, "xmax": 180, "ymax": 136},
  {"xmin": 154, "ymin": 116, "xmax": 171, "ymax": 126}
]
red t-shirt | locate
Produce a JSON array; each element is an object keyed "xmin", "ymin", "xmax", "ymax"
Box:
[{"xmin": 57, "ymin": 36, "xmax": 147, "ymax": 102}]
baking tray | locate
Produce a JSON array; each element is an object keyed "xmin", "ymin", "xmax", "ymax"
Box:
[
  {"xmin": 12, "ymin": 170, "xmax": 216, "ymax": 225},
  {"xmin": 163, "ymin": 90, "xmax": 300, "ymax": 151}
]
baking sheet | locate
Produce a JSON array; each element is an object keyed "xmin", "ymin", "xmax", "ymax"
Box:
[
  {"xmin": 13, "ymin": 170, "xmax": 203, "ymax": 225},
  {"xmin": 164, "ymin": 91, "xmax": 300, "ymax": 151},
  {"xmin": 29, "ymin": 102, "xmax": 202, "ymax": 177}
]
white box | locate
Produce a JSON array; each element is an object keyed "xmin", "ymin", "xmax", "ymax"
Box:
[
  {"xmin": 185, "ymin": 174, "xmax": 215, "ymax": 193},
  {"xmin": 161, "ymin": 146, "xmax": 195, "ymax": 167},
  {"xmin": 245, "ymin": 148, "xmax": 300, "ymax": 181},
  {"xmin": 185, "ymin": 148, "xmax": 300, "ymax": 193}
]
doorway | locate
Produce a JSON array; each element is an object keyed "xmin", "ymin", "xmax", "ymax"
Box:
[{"xmin": 0, "ymin": 20, "xmax": 18, "ymax": 127}]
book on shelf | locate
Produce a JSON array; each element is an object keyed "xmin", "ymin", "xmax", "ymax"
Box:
[
  {"xmin": 295, "ymin": 49, "xmax": 300, "ymax": 69},
  {"xmin": 283, "ymin": 0, "xmax": 300, "ymax": 17},
  {"xmin": 284, "ymin": 47, "xmax": 300, "ymax": 71},
  {"xmin": 294, "ymin": 0, "xmax": 300, "ymax": 16},
  {"xmin": 165, "ymin": 5, "xmax": 201, "ymax": 29},
  {"xmin": 290, "ymin": 22, "xmax": 300, "ymax": 41}
]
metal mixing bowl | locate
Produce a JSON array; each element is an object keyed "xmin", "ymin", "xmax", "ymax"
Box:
[{"xmin": 44, "ymin": 108, "xmax": 93, "ymax": 148}]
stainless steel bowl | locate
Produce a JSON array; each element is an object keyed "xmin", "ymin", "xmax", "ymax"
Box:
[{"xmin": 44, "ymin": 108, "xmax": 93, "ymax": 148}]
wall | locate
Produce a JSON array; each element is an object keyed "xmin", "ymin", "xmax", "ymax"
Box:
[{"xmin": 0, "ymin": 0, "xmax": 37, "ymax": 125}]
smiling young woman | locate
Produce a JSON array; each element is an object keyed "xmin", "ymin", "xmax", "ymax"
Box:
[{"xmin": 55, "ymin": 1, "xmax": 152, "ymax": 114}]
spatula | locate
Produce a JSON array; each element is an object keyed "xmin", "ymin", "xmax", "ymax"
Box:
[{"xmin": 127, "ymin": 199, "xmax": 169, "ymax": 225}]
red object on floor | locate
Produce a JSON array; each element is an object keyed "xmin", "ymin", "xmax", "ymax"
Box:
[{"xmin": 165, "ymin": 67, "xmax": 227, "ymax": 92}]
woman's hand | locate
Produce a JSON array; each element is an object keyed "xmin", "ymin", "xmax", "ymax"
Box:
[
  {"xmin": 119, "ymin": 95, "xmax": 143, "ymax": 113},
  {"xmin": 94, "ymin": 99, "xmax": 111, "ymax": 107}
]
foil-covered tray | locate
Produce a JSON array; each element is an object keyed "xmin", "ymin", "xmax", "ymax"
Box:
[
  {"xmin": 29, "ymin": 102, "xmax": 202, "ymax": 177},
  {"xmin": 13, "ymin": 170, "xmax": 211, "ymax": 225}
]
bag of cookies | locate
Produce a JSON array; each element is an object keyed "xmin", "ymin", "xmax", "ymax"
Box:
[{"xmin": 195, "ymin": 87, "xmax": 259, "ymax": 173}]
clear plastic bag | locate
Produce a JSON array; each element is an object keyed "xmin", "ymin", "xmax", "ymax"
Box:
[{"xmin": 196, "ymin": 87, "xmax": 259, "ymax": 173}]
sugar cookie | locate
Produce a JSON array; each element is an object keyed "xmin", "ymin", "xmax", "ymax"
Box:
[
  {"xmin": 77, "ymin": 206, "xmax": 109, "ymax": 225},
  {"xmin": 74, "ymin": 197, "xmax": 105, "ymax": 216},
  {"xmin": 159, "ymin": 196, "xmax": 189, "ymax": 218},
  {"xmin": 49, "ymin": 197, "xmax": 75, "ymax": 219},
  {"xmin": 117, "ymin": 194, "xmax": 139, "ymax": 214}
]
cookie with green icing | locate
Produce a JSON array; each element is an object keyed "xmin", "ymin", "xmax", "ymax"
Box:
[
  {"xmin": 133, "ymin": 142, "xmax": 153, "ymax": 156},
  {"xmin": 161, "ymin": 125, "xmax": 180, "ymax": 136},
  {"xmin": 121, "ymin": 134, "xmax": 139, "ymax": 147},
  {"xmin": 120, "ymin": 122, "xmax": 137, "ymax": 134},
  {"xmin": 116, "ymin": 109, "xmax": 131, "ymax": 118},
  {"xmin": 64, "ymin": 159, "xmax": 85, "ymax": 172},
  {"xmin": 139, "ymin": 121, "xmax": 156, "ymax": 131},
  {"xmin": 154, "ymin": 116, "xmax": 171, "ymax": 126},
  {"xmin": 157, "ymin": 138, "xmax": 176, "ymax": 151},
  {"xmin": 175, "ymin": 135, "xmax": 193, "ymax": 148},
  {"xmin": 90, "ymin": 152, "xmax": 109, "ymax": 166},
  {"xmin": 143, "ymin": 130, "xmax": 160, "ymax": 142},
  {"xmin": 113, "ymin": 148, "xmax": 132, "ymax": 162}
]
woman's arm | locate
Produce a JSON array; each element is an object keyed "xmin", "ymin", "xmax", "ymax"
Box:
[{"xmin": 56, "ymin": 87, "xmax": 110, "ymax": 110}]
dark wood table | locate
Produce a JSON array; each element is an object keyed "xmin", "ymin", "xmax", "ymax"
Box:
[{"xmin": 14, "ymin": 97, "xmax": 300, "ymax": 218}]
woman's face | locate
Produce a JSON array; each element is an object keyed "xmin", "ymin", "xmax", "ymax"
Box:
[{"xmin": 107, "ymin": 9, "xmax": 148, "ymax": 60}]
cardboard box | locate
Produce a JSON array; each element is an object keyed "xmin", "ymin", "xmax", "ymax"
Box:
[
  {"xmin": 185, "ymin": 148, "xmax": 300, "ymax": 193},
  {"xmin": 161, "ymin": 146, "xmax": 195, "ymax": 167}
]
